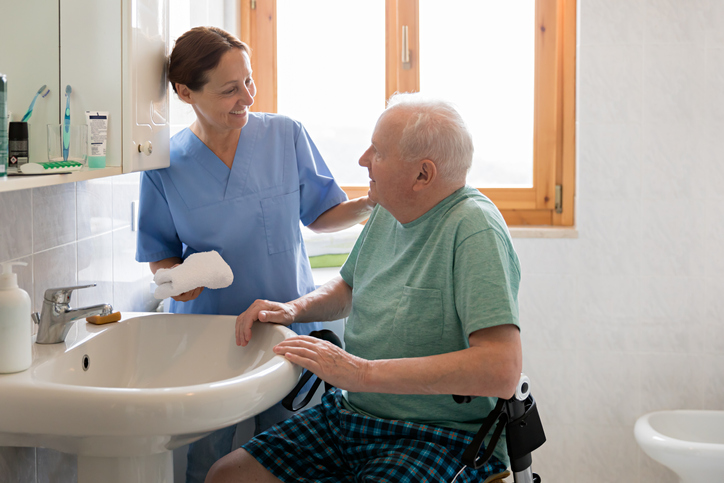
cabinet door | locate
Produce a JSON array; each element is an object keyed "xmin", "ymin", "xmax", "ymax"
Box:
[
  {"xmin": 60, "ymin": 0, "xmax": 169, "ymax": 173},
  {"xmin": 60, "ymin": 1, "xmax": 123, "ymax": 168},
  {"xmin": 124, "ymin": 0, "xmax": 170, "ymax": 172}
]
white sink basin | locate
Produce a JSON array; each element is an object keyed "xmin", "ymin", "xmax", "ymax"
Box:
[{"xmin": 0, "ymin": 312, "xmax": 301, "ymax": 482}]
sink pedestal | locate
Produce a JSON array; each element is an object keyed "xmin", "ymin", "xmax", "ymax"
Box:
[{"xmin": 78, "ymin": 451, "xmax": 173, "ymax": 483}]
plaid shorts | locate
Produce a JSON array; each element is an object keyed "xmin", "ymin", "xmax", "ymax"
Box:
[{"xmin": 242, "ymin": 388, "xmax": 507, "ymax": 483}]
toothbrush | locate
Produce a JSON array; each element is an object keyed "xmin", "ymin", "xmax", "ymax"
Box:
[
  {"xmin": 21, "ymin": 85, "xmax": 50, "ymax": 122},
  {"xmin": 63, "ymin": 85, "xmax": 72, "ymax": 161}
]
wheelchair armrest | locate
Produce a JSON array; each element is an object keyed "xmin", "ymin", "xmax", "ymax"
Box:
[
  {"xmin": 281, "ymin": 329, "xmax": 343, "ymax": 412},
  {"xmin": 452, "ymin": 374, "xmax": 546, "ymax": 471}
]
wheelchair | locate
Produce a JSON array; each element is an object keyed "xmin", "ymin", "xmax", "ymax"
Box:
[{"xmin": 283, "ymin": 330, "xmax": 546, "ymax": 483}]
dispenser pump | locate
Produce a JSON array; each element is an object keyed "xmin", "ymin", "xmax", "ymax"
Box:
[{"xmin": 0, "ymin": 261, "xmax": 27, "ymax": 290}]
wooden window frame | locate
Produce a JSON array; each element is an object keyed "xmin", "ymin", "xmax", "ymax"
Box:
[{"xmin": 240, "ymin": 0, "xmax": 575, "ymax": 226}]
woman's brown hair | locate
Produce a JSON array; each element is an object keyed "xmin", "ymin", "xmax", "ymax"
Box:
[{"xmin": 168, "ymin": 26, "xmax": 250, "ymax": 94}]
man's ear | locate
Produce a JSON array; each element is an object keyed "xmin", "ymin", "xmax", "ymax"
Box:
[
  {"xmin": 176, "ymin": 84, "xmax": 193, "ymax": 104},
  {"xmin": 412, "ymin": 159, "xmax": 437, "ymax": 192}
]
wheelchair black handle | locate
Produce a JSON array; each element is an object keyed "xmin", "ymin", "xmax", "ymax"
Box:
[{"xmin": 454, "ymin": 393, "xmax": 546, "ymax": 472}]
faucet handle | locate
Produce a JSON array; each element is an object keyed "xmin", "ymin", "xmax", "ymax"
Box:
[{"xmin": 43, "ymin": 284, "xmax": 97, "ymax": 305}]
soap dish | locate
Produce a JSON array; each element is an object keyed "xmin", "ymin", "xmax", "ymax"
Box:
[{"xmin": 18, "ymin": 161, "xmax": 83, "ymax": 175}]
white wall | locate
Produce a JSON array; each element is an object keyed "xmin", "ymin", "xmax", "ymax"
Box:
[
  {"xmin": 517, "ymin": 1, "xmax": 724, "ymax": 481},
  {"xmin": 2, "ymin": 0, "xmax": 724, "ymax": 481}
]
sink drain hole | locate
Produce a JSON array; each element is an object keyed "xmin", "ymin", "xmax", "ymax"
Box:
[{"xmin": 82, "ymin": 354, "xmax": 90, "ymax": 371}]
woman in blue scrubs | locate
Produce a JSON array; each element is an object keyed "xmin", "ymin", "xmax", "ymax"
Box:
[{"xmin": 135, "ymin": 26, "xmax": 374, "ymax": 483}]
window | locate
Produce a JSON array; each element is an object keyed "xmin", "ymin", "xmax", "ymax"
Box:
[
  {"xmin": 169, "ymin": 0, "xmax": 239, "ymax": 136},
  {"xmin": 276, "ymin": 0, "xmax": 386, "ymax": 186},
  {"xmin": 240, "ymin": 0, "xmax": 575, "ymax": 226},
  {"xmin": 419, "ymin": 1, "xmax": 535, "ymax": 189}
]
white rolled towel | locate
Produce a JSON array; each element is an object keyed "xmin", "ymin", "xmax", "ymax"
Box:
[{"xmin": 153, "ymin": 250, "xmax": 234, "ymax": 300}]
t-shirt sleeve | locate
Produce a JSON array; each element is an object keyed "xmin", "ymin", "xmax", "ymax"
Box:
[
  {"xmin": 293, "ymin": 121, "xmax": 348, "ymax": 226},
  {"xmin": 135, "ymin": 171, "xmax": 183, "ymax": 263},
  {"xmin": 454, "ymin": 228, "xmax": 521, "ymax": 339}
]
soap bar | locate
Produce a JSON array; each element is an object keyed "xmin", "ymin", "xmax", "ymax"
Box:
[{"xmin": 86, "ymin": 311, "xmax": 121, "ymax": 325}]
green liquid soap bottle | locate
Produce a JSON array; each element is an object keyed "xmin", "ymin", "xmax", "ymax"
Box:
[{"xmin": 0, "ymin": 74, "xmax": 7, "ymax": 177}]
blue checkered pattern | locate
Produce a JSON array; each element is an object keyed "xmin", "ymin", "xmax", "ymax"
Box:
[{"xmin": 242, "ymin": 388, "xmax": 507, "ymax": 483}]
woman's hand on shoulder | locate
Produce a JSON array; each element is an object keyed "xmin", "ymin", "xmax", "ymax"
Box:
[
  {"xmin": 362, "ymin": 195, "xmax": 377, "ymax": 209},
  {"xmin": 236, "ymin": 299, "xmax": 297, "ymax": 347},
  {"xmin": 307, "ymin": 196, "xmax": 375, "ymax": 233}
]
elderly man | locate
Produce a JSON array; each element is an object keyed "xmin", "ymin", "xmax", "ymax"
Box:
[{"xmin": 206, "ymin": 93, "xmax": 522, "ymax": 483}]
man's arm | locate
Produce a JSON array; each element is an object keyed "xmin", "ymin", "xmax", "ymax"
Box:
[
  {"xmin": 235, "ymin": 276, "xmax": 353, "ymax": 346},
  {"xmin": 273, "ymin": 323, "xmax": 522, "ymax": 400},
  {"xmin": 362, "ymin": 324, "xmax": 521, "ymax": 399},
  {"xmin": 307, "ymin": 197, "xmax": 376, "ymax": 233}
]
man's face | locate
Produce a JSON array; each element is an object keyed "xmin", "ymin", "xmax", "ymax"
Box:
[{"xmin": 358, "ymin": 110, "xmax": 417, "ymax": 211}]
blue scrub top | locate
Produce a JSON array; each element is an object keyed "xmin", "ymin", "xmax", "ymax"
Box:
[{"xmin": 135, "ymin": 113, "xmax": 347, "ymax": 332}]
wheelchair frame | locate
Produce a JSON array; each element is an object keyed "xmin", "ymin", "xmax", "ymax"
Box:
[{"xmin": 283, "ymin": 330, "xmax": 546, "ymax": 483}]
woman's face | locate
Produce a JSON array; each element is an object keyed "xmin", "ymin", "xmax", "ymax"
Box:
[{"xmin": 186, "ymin": 48, "xmax": 256, "ymax": 133}]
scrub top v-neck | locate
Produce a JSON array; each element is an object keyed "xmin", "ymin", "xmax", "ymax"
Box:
[{"xmin": 136, "ymin": 113, "xmax": 347, "ymax": 322}]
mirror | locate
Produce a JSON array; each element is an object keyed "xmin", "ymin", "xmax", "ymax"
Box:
[{"xmin": 0, "ymin": 0, "xmax": 61, "ymax": 166}]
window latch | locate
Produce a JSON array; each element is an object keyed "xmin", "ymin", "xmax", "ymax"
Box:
[
  {"xmin": 555, "ymin": 185, "xmax": 562, "ymax": 214},
  {"xmin": 401, "ymin": 26, "xmax": 411, "ymax": 70}
]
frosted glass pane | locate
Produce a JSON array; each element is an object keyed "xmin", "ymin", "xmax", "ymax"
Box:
[
  {"xmin": 277, "ymin": 0, "xmax": 385, "ymax": 185},
  {"xmin": 420, "ymin": 0, "xmax": 535, "ymax": 188}
]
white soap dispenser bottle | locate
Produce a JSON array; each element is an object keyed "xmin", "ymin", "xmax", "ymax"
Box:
[{"xmin": 0, "ymin": 261, "xmax": 32, "ymax": 373}]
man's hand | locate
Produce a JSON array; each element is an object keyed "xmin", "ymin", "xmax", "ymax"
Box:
[
  {"xmin": 236, "ymin": 299, "xmax": 296, "ymax": 347},
  {"xmin": 272, "ymin": 335, "xmax": 369, "ymax": 392}
]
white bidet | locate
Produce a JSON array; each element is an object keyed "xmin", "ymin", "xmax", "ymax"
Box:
[{"xmin": 634, "ymin": 410, "xmax": 724, "ymax": 483}]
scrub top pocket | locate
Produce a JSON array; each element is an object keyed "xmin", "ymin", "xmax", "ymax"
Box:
[
  {"xmin": 261, "ymin": 190, "xmax": 301, "ymax": 255},
  {"xmin": 392, "ymin": 286, "xmax": 444, "ymax": 347}
]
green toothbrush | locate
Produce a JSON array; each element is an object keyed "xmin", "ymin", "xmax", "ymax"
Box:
[
  {"xmin": 63, "ymin": 85, "xmax": 72, "ymax": 161},
  {"xmin": 21, "ymin": 85, "xmax": 50, "ymax": 122}
]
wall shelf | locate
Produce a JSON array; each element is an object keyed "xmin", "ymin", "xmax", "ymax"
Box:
[{"xmin": 0, "ymin": 167, "xmax": 123, "ymax": 193}]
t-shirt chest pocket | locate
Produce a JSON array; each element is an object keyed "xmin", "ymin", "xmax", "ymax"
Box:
[
  {"xmin": 260, "ymin": 190, "xmax": 301, "ymax": 255},
  {"xmin": 392, "ymin": 286, "xmax": 444, "ymax": 346}
]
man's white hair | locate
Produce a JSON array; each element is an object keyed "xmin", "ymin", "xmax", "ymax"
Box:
[{"xmin": 385, "ymin": 92, "xmax": 473, "ymax": 182}]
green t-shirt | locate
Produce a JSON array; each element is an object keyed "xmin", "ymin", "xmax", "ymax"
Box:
[{"xmin": 339, "ymin": 185, "xmax": 521, "ymax": 465}]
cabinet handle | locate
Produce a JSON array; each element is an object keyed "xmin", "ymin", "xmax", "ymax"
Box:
[{"xmin": 138, "ymin": 141, "xmax": 153, "ymax": 156}]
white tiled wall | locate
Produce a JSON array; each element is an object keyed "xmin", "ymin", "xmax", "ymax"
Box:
[
  {"xmin": 0, "ymin": 173, "xmax": 156, "ymax": 482},
  {"xmin": 0, "ymin": 174, "xmax": 156, "ymax": 316},
  {"xmin": 516, "ymin": 1, "xmax": 724, "ymax": 482},
  {"xmin": 3, "ymin": 1, "xmax": 724, "ymax": 482}
]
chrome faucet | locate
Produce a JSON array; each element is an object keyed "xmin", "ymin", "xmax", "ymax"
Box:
[{"xmin": 33, "ymin": 284, "xmax": 113, "ymax": 344}]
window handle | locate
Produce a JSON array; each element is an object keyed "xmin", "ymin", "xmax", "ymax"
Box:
[{"xmin": 401, "ymin": 25, "xmax": 411, "ymax": 70}]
